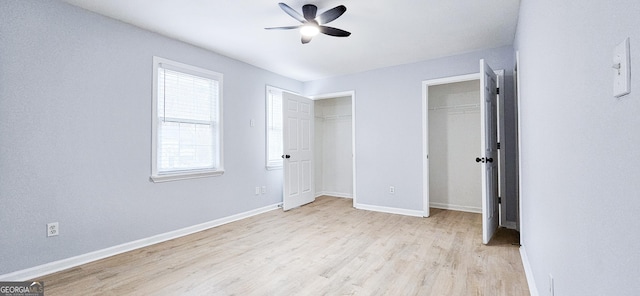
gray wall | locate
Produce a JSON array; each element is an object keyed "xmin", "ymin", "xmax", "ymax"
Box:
[
  {"xmin": 304, "ymin": 46, "xmax": 518, "ymax": 219},
  {"xmin": 515, "ymin": 0, "xmax": 640, "ymax": 294},
  {"xmin": 0, "ymin": 0, "xmax": 301, "ymax": 275}
]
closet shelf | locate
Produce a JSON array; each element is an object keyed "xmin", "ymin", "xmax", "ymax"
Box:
[
  {"xmin": 428, "ymin": 103, "xmax": 479, "ymax": 111},
  {"xmin": 315, "ymin": 114, "xmax": 352, "ymax": 120}
]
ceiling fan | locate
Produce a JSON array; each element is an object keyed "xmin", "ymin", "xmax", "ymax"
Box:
[{"xmin": 265, "ymin": 2, "xmax": 351, "ymax": 44}]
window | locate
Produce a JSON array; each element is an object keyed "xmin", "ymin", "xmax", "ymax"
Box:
[
  {"xmin": 151, "ymin": 57, "xmax": 223, "ymax": 182},
  {"xmin": 266, "ymin": 86, "xmax": 283, "ymax": 169}
]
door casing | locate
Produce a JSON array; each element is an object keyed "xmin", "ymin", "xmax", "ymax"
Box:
[
  {"xmin": 421, "ymin": 70, "xmax": 506, "ymax": 229},
  {"xmin": 309, "ymin": 91, "xmax": 357, "ymax": 207}
]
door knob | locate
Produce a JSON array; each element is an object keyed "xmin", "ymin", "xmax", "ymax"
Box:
[
  {"xmin": 486, "ymin": 158, "xmax": 493, "ymax": 163},
  {"xmin": 475, "ymin": 157, "xmax": 485, "ymax": 163},
  {"xmin": 281, "ymin": 154, "xmax": 291, "ymax": 159}
]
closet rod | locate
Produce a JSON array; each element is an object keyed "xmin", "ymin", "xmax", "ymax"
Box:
[
  {"xmin": 428, "ymin": 103, "xmax": 479, "ymax": 111},
  {"xmin": 315, "ymin": 114, "xmax": 352, "ymax": 120}
]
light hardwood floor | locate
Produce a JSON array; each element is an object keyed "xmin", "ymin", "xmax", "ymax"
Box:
[{"xmin": 35, "ymin": 196, "xmax": 529, "ymax": 295}]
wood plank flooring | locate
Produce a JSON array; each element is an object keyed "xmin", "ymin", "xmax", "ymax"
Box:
[{"xmin": 35, "ymin": 196, "xmax": 529, "ymax": 295}]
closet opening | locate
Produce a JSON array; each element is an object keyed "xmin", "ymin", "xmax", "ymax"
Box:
[
  {"xmin": 428, "ymin": 80, "xmax": 484, "ymax": 213},
  {"xmin": 312, "ymin": 92, "xmax": 356, "ymax": 204},
  {"xmin": 422, "ymin": 69, "xmax": 512, "ymax": 237}
]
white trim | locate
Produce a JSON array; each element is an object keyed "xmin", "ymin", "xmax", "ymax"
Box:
[
  {"xmin": 265, "ymin": 85, "xmax": 286, "ymax": 170},
  {"xmin": 351, "ymin": 92, "xmax": 357, "ymax": 208},
  {"xmin": 355, "ymin": 203, "xmax": 425, "ymax": 218},
  {"xmin": 429, "ymin": 202, "xmax": 482, "ymax": 214},
  {"xmin": 515, "ymin": 51, "xmax": 522, "ymax": 234},
  {"xmin": 315, "ymin": 191, "xmax": 353, "ymax": 199},
  {"xmin": 520, "ymin": 246, "xmax": 539, "ymax": 296},
  {"xmin": 308, "ymin": 91, "xmax": 353, "ymax": 100},
  {"xmin": 424, "ymin": 73, "xmax": 480, "ymax": 87},
  {"xmin": 422, "ymin": 82, "xmax": 429, "ymax": 217},
  {"xmin": 151, "ymin": 56, "xmax": 224, "ymax": 181},
  {"xmin": 150, "ymin": 169, "xmax": 224, "ymax": 183},
  {"xmin": 0, "ymin": 203, "xmax": 282, "ymax": 281},
  {"xmin": 494, "ymin": 69, "xmax": 507, "ymax": 229}
]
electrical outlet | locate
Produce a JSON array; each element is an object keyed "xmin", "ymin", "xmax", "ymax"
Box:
[
  {"xmin": 389, "ymin": 186, "xmax": 395, "ymax": 194},
  {"xmin": 261, "ymin": 186, "xmax": 266, "ymax": 194},
  {"xmin": 47, "ymin": 222, "xmax": 59, "ymax": 237},
  {"xmin": 549, "ymin": 274, "xmax": 554, "ymax": 296},
  {"xmin": 255, "ymin": 187, "xmax": 260, "ymax": 195}
]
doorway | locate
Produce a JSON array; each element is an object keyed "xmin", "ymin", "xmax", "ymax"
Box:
[
  {"xmin": 422, "ymin": 66, "xmax": 505, "ymax": 244},
  {"xmin": 275, "ymin": 88, "xmax": 356, "ymax": 211},
  {"xmin": 311, "ymin": 91, "xmax": 356, "ymax": 205},
  {"xmin": 428, "ymin": 80, "xmax": 483, "ymax": 213},
  {"xmin": 314, "ymin": 96, "xmax": 353, "ymax": 199}
]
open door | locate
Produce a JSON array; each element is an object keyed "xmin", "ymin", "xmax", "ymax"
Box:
[
  {"xmin": 282, "ymin": 92, "xmax": 315, "ymax": 211},
  {"xmin": 479, "ymin": 59, "xmax": 500, "ymax": 244}
]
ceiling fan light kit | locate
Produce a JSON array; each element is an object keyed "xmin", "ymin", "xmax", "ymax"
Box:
[{"xmin": 265, "ymin": 2, "xmax": 351, "ymax": 44}]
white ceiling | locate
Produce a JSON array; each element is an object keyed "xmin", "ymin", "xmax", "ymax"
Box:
[{"xmin": 62, "ymin": 0, "xmax": 521, "ymax": 82}]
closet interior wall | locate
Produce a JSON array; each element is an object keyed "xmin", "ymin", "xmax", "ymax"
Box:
[
  {"xmin": 428, "ymin": 80, "xmax": 482, "ymax": 212},
  {"xmin": 314, "ymin": 97, "xmax": 353, "ymax": 198}
]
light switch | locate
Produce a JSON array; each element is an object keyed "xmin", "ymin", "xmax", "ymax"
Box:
[
  {"xmin": 613, "ymin": 37, "xmax": 631, "ymax": 97},
  {"xmin": 250, "ymin": 119, "xmax": 255, "ymax": 127}
]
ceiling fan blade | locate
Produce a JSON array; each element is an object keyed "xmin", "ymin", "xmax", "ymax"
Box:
[
  {"xmin": 301, "ymin": 35, "xmax": 313, "ymax": 44},
  {"xmin": 278, "ymin": 2, "xmax": 305, "ymax": 23},
  {"xmin": 302, "ymin": 4, "xmax": 318, "ymax": 21},
  {"xmin": 265, "ymin": 26, "xmax": 300, "ymax": 30},
  {"xmin": 317, "ymin": 5, "xmax": 346, "ymax": 24},
  {"xmin": 319, "ymin": 26, "xmax": 351, "ymax": 37}
]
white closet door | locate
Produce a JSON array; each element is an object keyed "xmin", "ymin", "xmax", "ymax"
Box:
[
  {"xmin": 282, "ymin": 92, "xmax": 315, "ymax": 211},
  {"xmin": 480, "ymin": 59, "xmax": 499, "ymax": 244}
]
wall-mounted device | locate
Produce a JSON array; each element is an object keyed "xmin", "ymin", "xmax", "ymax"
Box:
[{"xmin": 613, "ymin": 37, "xmax": 631, "ymax": 97}]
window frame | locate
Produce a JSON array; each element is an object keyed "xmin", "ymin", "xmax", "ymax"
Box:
[
  {"xmin": 150, "ymin": 56, "xmax": 224, "ymax": 182},
  {"xmin": 265, "ymin": 85, "xmax": 284, "ymax": 170}
]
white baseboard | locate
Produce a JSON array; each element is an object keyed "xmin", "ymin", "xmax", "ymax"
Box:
[
  {"xmin": 315, "ymin": 191, "xmax": 353, "ymax": 199},
  {"xmin": 355, "ymin": 203, "xmax": 425, "ymax": 217},
  {"xmin": 520, "ymin": 245, "xmax": 539, "ymax": 296},
  {"xmin": 429, "ymin": 202, "xmax": 482, "ymax": 214},
  {"xmin": 0, "ymin": 203, "xmax": 282, "ymax": 281}
]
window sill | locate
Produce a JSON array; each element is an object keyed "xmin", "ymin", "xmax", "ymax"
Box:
[{"xmin": 150, "ymin": 169, "xmax": 224, "ymax": 183}]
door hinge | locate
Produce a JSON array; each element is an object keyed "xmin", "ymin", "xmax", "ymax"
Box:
[
  {"xmin": 497, "ymin": 142, "xmax": 501, "ymax": 149},
  {"xmin": 496, "ymin": 87, "xmax": 500, "ymax": 95},
  {"xmin": 498, "ymin": 197, "xmax": 502, "ymax": 204}
]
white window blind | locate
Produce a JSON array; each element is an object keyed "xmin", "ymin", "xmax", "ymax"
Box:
[
  {"xmin": 266, "ymin": 86, "xmax": 283, "ymax": 169},
  {"xmin": 151, "ymin": 57, "xmax": 223, "ymax": 182}
]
